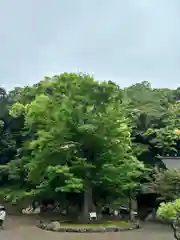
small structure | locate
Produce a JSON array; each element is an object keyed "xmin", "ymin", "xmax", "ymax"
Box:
[{"xmin": 137, "ymin": 156, "xmax": 180, "ymax": 220}]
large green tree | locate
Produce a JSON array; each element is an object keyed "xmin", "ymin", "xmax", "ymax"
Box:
[{"xmin": 9, "ymin": 73, "xmax": 145, "ymax": 221}]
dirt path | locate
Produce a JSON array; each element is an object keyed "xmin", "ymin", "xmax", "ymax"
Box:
[{"xmin": 0, "ymin": 216, "xmax": 174, "ymax": 240}]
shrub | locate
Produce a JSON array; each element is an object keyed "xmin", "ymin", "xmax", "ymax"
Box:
[{"xmin": 157, "ymin": 198, "xmax": 180, "ymax": 221}]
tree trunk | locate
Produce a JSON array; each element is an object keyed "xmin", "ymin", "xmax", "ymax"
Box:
[
  {"xmin": 152, "ymin": 208, "xmax": 156, "ymax": 221},
  {"xmin": 82, "ymin": 186, "xmax": 95, "ymax": 223},
  {"xmin": 129, "ymin": 195, "xmax": 133, "ymax": 221}
]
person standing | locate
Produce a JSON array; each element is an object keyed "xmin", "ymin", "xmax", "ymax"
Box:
[{"xmin": 0, "ymin": 206, "xmax": 6, "ymax": 229}]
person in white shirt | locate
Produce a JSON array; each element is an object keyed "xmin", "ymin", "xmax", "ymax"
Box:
[{"xmin": 0, "ymin": 206, "xmax": 6, "ymax": 229}]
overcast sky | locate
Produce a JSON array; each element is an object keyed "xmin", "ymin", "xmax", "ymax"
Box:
[{"xmin": 0, "ymin": 0, "xmax": 180, "ymax": 90}]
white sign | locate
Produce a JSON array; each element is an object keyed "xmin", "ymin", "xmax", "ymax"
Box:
[{"xmin": 89, "ymin": 212, "xmax": 97, "ymax": 220}]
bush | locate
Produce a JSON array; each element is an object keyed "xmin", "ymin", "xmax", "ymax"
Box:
[{"xmin": 157, "ymin": 198, "xmax": 180, "ymax": 221}]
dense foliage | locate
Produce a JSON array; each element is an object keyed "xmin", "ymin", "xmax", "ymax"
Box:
[{"xmin": 0, "ymin": 73, "xmax": 180, "ymax": 220}]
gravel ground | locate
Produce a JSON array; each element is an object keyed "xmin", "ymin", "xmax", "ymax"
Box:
[{"xmin": 0, "ymin": 216, "xmax": 174, "ymax": 240}]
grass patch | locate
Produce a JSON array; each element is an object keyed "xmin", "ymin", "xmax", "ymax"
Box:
[{"xmin": 60, "ymin": 220, "xmax": 131, "ymax": 228}]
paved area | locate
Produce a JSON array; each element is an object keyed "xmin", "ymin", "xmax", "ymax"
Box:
[{"xmin": 0, "ymin": 216, "xmax": 174, "ymax": 240}]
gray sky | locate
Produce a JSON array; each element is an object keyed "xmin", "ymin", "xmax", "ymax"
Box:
[{"xmin": 0, "ymin": 0, "xmax": 180, "ymax": 90}]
